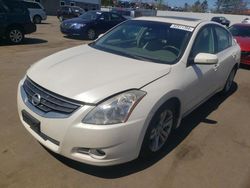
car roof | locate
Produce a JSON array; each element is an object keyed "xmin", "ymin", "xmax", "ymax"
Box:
[{"xmin": 134, "ymin": 16, "xmax": 203, "ymax": 27}]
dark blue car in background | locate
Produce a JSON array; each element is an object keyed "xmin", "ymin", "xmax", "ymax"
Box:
[{"xmin": 60, "ymin": 10, "xmax": 126, "ymax": 40}]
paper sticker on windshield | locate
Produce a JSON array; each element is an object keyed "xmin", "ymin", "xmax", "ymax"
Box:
[{"xmin": 170, "ymin": 24, "xmax": 194, "ymax": 32}]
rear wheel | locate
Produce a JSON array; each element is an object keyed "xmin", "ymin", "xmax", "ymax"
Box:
[
  {"xmin": 140, "ymin": 102, "xmax": 176, "ymax": 157},
  {"xmin": 33, "ymin": 15, "xmax": 42, "ymax": 24},
  {"xmin": 222, "ymin": 68, "xmax": 236, "ymax": 94},
  {"xmin": 6, "ymin": 28, "xmax": 24, "ymax": 44}
]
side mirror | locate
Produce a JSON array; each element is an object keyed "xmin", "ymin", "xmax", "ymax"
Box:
[{"xmin": 194, "ymin": 53, "xmax": 218, "ymax": 65}]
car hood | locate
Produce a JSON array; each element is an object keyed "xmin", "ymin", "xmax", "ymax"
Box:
[
  {"xmin": 63, "ymin": 17, "xmax": 91, "ymax": 24},
  {"xmin": 27, "ymin": 45, "xmax": 171, "ymax": 104},
  {"xmin": 234, "ymin": 36, "xmax": 250, "ymax": 51}
]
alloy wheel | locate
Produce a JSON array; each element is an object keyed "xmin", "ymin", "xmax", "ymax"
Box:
[
  {"xmin": 9, "ymin": 29, "xmax": 23, "ymax": 44},
  {"xmin": 149, "ymin": 109, "xmax": 173, "ymax": 152},
  {"xmin": 87, "ymin": 29, "xmax": 96, "ymax": 40}
]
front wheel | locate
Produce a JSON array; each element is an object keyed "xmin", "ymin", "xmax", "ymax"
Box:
[
  {"xmin": 140, "ymin": 102, "xmax": 176, "ymax": 157},
  {"xmin": 7, "ymin": 28, "xmax": 24, "ymax": 44},
  {"xmin": 87, "ymin": 29, "xmax": 96, "ymax": 40},
  {"xmin": 33, "ymin": 15, "xmax": 42, "ymax": 24}
]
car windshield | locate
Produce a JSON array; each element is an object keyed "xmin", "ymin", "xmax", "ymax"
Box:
[
  {"xmin": 90, "ymin": 20, "xmax": 193, "ymax": 64},
  {"xmin": 79, "ymin": 11, "xmax": 101, "ymax": 20},
  {"xmin": 229, "ymin": 25, "xmax": 250, "ymax": 37}
]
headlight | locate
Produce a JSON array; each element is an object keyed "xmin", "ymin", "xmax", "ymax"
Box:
[
  {"xmin": 82, "ymin": 90, "xmax": 146, "ymax": 125},
  {"xmin": 71, "ymin": 23, "xmax": 85, "ymax": 29}
]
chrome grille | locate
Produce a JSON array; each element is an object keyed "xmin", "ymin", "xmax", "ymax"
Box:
[{"xmin": 23, "ymin": 78, "xmax": 81, "ymax": 115}]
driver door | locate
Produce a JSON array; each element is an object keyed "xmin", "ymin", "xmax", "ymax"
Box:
[{"xmin": 182, "ymin": 25, "xmax": 219, "ymax": 113}]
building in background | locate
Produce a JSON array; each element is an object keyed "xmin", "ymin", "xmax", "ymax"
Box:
[{"xmin": 32, "ymin": 0, "xmax": 101, "ymax": 15}]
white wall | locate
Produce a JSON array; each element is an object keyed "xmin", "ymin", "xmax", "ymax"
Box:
[{"xmin": 157, "ymin": 11, "xmax": 249, "ymax": 25}]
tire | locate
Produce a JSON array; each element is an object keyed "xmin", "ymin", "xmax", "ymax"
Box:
[
  {"xmin": 140, "ymin": 101, "xmax": 177, "ymax": 157},
  {"xmin": 87, "ymin": 28, "xmax": 96, "ymax": 40},
  {"xmin": 6, "ymin": 28, "xmax": 24, "ymax": 44},
  {"xmin": 222, "ymin": 68, "xmax": 236, "ymax": 94},
  {"xmin": 33, "ymin": 15, "xmax": 42, "ymax": 24}
]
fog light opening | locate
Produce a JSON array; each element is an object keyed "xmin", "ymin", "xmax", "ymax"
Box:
[
  {"xmin": 76, "ymin": 147, "xmax": 90, "ymax": 154},
  {"xmin": 89, "ymin": 149, "xmax": 106, "ymax": 159}
]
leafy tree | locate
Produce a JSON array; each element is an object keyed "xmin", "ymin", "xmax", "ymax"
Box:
[
  {"xmin": 201, "ymin": 0, "xmax": 208, "ymax": 12},
  {"xmin": 191, "ymin": 0, "xmax": 208, "ymax": 12},
  {"xmin": 184, "ymin": 3, "xmax": 190, "ymax": 11},
  {"xmin": 214, "ymin": 0, "xmax": 247, "ymax": 14},
  {"xmin": 101, "ymin": 0, "xmax": 114, "ymax": 6}
]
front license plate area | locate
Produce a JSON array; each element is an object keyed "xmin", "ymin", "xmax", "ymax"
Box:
[{"xmin": 22, "ymin": 110, "xmax": 41, "ymax": 133}]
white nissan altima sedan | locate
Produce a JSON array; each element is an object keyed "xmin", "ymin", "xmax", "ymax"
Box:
[{"xmin": 17, "ymin": 16, "xmax": 241, "ymax": 166}]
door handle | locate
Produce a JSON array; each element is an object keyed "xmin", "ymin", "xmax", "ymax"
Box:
[
  {"xmin": 232, "ymin": 53, "xmax": 237, "ymax": 60},
  {"xmin": 213, "ymin": 64, "xmax": 219, "ymax": 71}
]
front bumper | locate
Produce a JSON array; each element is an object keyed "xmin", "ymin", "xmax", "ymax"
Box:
[
  {"xmin": 60, "ymin": 25, "xmax": 86, "ymax": 36},
  {"xmin": 241, "ymin": 56, "xmax": 250, "ymax": 65},
  {"xmin": 17, "ymin": 80, "xmax": 145, "ymax": 166}
]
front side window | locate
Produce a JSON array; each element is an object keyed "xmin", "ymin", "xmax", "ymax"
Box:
[
  {"xmin": 214, "ymin": 26, "xmax": 232, "ymax": 52},
  {"xmin": 190, "ymin": 26, "xmax": 215, "ymax": 59},
  {"xmin": 79, "ymin": 11, "xmax": 100, "ymax": 20},
  {"xmin": 99, "ymin": 12, "xmax": 110, "ymax": 21},
  {"xmin": 90, "ymin": 20, "xmax": 193, "ymax": 64}
]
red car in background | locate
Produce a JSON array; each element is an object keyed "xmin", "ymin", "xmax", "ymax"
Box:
[{"xmin": 229, "ymin": 24, "xmax": 250, "ymax": 65}]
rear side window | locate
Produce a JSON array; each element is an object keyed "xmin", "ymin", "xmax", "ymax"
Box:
[
  {"xmin": 214, "ymin": 26, "xmax": 232, "ymax": 52},
  {"xmin": 3, "ymin": 1, "xmax": 27, "ymax": 14}
]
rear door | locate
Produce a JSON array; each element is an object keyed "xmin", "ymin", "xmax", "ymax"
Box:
[{"xmin": 213, "ymin": 25, "xmax": 239, "ymax": 88}]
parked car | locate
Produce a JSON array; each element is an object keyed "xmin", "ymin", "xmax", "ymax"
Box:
[
  {"xmin": 0, "ymin": 0, "xmax": 36, "ymax": 44},
  {"xmin": 241, "ymin": 18, "xmax": 250, "ymax": 24},
  {"xmin": 22, "ymin": 1, "xmax": 47, "ymax": 24},
  {"xmin": 211, "ymin": 16, "xmax": 230, "ymax": 27},
  {"xmin": 57, "ymin": 5, "xmax": 84, "ymax": 22},
  {"xmin": 18, "ymin": 17, "xmax": 240, "ymax": 166},
  {"xmin": 60, "ymin": 10, "xmax": 126, "ymax": 40},
  {"xmin": 229, "ymin": 23, "xmax": 250, "ymax": 65}
]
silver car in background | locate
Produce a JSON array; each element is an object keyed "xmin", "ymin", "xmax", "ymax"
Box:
[{"xmin": 23, "ymin": 1, "xmax": 47, "ymax": 24}]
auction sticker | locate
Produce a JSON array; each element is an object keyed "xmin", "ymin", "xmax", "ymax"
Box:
[{"xmin": 170, "ymin": 24, "xmax": 194, "ymax": 32}]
